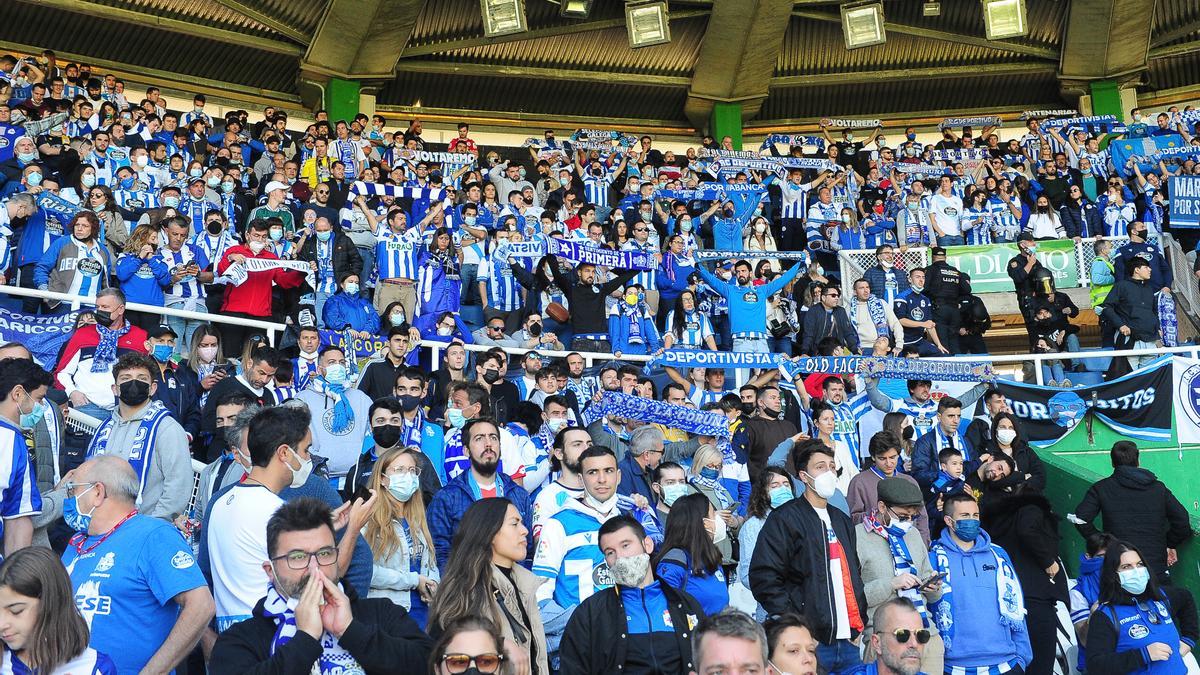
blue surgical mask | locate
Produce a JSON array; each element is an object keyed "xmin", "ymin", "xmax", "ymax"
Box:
[
  {"xmin": 1118, "ymin": 566, "xmax": 1150, "ymax": 595},
  {"xmin": 18, "ymin": 397, "xmax": 45, "ymax": 430},
  {"xmin": 324, "ymin": 363, "xmax": 348, "ymax": 385},
  {"xmin": 769, "ymin": 486, "xmax": 793, "ymax": 509},
  {"xmin": 222, "ymin": 181, "xmax": 236, "ymax": 194},
  {"xmin": 151, "ymin": 344, "xmax": 174, "ymax": 363},
  {"xmin": 952, "ymin": 517, "xmax": 980, "ymax": 542},
  {"xmin": 700, "ymin": 467, "xmax": 720, "ymax": 481},
  {"xmin": 26, "ymin": 172, "xmax": 42, "ymax": 187},
  {"xmin": 344, "ymin": 282, "xmax": 360, "ymax": 295},
  {"xmin": 119, "ymin": 176, "xmax": 135, "ymax": 190},
  {"xmin": 465, "ymin": 216, "xmax": 477, "ymax": 226},
  {"xmin": 63, "ymin": 484, "xmax": 98, "ymax": 532},
  {"xmin": 446, "ymin": 408, "xmax": 467, "ymax": 429},
  {"xmin": 163, "ymin": 196, "xmax": 180, "ymax": 208},
  {"xmin": 661, "ymin": 483, "xmax": 687, "ymax": 507},
  {"xmin": 388, "ymin": 473, "xmax": 419, "ymax": 502},
  {"xmin": 81, "ymin": 173, "xmax": 97, "ymax": 188},
  {"xmin": 316, "ymin": 230, "xmax": 332, "ymax": 242},
  {"xmin": 17, "ymin": 151, "xmax": 37, "ymax": 164},
  {"xmin": 189, "ymin": 168, "xmax": 203, "ymax": 178}
]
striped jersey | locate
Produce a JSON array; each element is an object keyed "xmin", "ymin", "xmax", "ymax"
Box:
[
  {"xmin": 962, "ymin": 206, "xmax": 993, "ymax": 245},
  {"xmin": 179, "ymin": 196, "xmax": 218, "ymax": 234},
  {"xmin": 688, "ymin": 385, "xmax": 735, "ymax": 408},
  {"xmin": 621, "ymin": 239, "xmax": 658, "ymax": 290},
  {"xmin": 375, "ymin": 227, "xmax": 424, "ymax": 281},
  {"xmin": 190, "ymin": 231, "xmax": 236, "ymax": 273},
  {"xmin": 0, "ymin": 419, "xmax": 42, "ymax": 542},
  {"xmin": 113, "ymin": 189, "xmax": 159, "ymax": 211},
  {"xmin": 665, "ymin": 309, "xmax": 714, "ymax": 348},
  {"xmin": 480, "ymin": 249, "xmax": 524, "ymax": 311},
  {"xmin": 780, "ymin": 181, "xmax": 812, "ymax": 219},
  {"xmin": 3, "ymin": 647, "xmax": 116, "ymax": 675},
  {"xmin": 831, "ymin": 392, "xmax": 872, "ymax": 459},
  {"xmin": 533, "ymin": 498, "xmax": 615, "ymax": 608},
  {"xmin": 582, "ymin": 168, "xmax": 617, "ymax": 207},
  {"xmin": 329, "ymin": 139, "xmax": 362, "ymax": 179},
  {"xmin": 156, "ymin": 243, "xmax": 210, "ymax": 300},
  {"xmin": 986, "ymin": 197, "xmax": 1020, "ymax": 241}
]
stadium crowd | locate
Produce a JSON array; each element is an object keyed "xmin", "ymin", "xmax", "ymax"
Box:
[{"xmin": 0, "ymin": 50, "xmax": 1191, "ymax": 675}]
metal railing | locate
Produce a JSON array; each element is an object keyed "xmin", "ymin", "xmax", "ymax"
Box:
[
  {"xmin": 422, "ymin": 340, "xmax": 654, "ymax": 372},
  {"xmin": 0, "ymin": 285, "xmax": 288, "ymax": 345},
  {"xmin": 835, "ymin": 236, "xmax": 1134, "ymax": 304}
]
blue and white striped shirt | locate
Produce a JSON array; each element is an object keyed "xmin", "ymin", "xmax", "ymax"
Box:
[
  {"xmin": 0, "ymin": 419, "xmax": 42, "ymax": 542},
  {"xmin": 157, "ymin": 243, "xmax": 210, "ymax": 301},
  {"xmin": 375, "ymin": 227, "xmax": 424, "ymax": 281},
  {"xmin": 664, "ymin": 309, "xmax": 713, "ymax": 348},
  {"xmin": 480, "ymin": 249, "xmax": 524, "ymax": 311},
  {"xmin": 179, "ymin": 196, "xmax": 217, "ymax": 234},
  {"xmin": 622, "ymin": 240, "xmax": 658, "ymax": 290},
  {"xmin": 582, "ymin": 168, "xmax": 617, "ymax": 207}
]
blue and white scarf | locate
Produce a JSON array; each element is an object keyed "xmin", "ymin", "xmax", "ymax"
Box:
[
  {"xmin": 646, "ymin": 349, "xmax": 785, "ymax": 372},
  {"xmin": 932, "ymin": 423, "xmax": 970, "ymax": 461},
  {"xmin": 314, "ymin": 378, "xmax": 354, "ymax": 434},
  {"xmin": 586, "ymin": 392, "xmax": 730, "ymax": 439},
  {"xmin": 87, "ymin": 399, "xmax": 171, "ymax": 503},
  {"xmin": 929, "ymin": 541, "xmax": 1025, "ymax": 651},
  {"xmin": 348, "ymin": 181, "xmax": 446, "ymax": 202},
  {"xmin": 778, "ymin": 356, "xmax": 994, "ymax": 383},
  {"xmin": 863, "ymin": 513, "xmax": 929, "ymax": 626},
  {"xmin": 760, "ymin": 134, "xmax": 825, "ymax": 151},
  {"xmin": 939, "ymin": 116, "xmax": 1001, "ymax": 129},
  {"xmin": 693, "ymin": 249, "xmax": 812, "ymax": 264},
  {"xmin": 262, "ymin": 584, "xmax": 364, "ymax": 674},
  {"xmin": 850, "ymin": 295, "xmax": 890, "ymax": 338},
  {"xmin": 688, "ymin": 472, "xmax": 735, "ymax": 510},
  {"xmin": 34, "ymin": 190, "xmax": 82, "ymax": 225},
  {"xmin": 90, "ymin": 322, "xmax": 131, "ymax": 373},
  {"xmin": 1159, "ymin": 292, "xmax": 1178, "ymax": 347}
]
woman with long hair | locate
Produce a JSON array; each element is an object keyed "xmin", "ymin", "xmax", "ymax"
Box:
[
  {"xmin": 181, "ymin": 325, "xmax": 226, "ymax": 397},
  {"xmin": 429, "ymin": 616, "xmax": 509, "ymax": 675},
  {"xmin": 380, "ymin": 300, "xmax": 409, "ymax": 333},
  {"xmin": 656, "ymin": 234, "xmax": 695, "ymax": 314},
  {"xmin": 34, "ymin": 211, "xmax": 113, "ymax": 313},
  {"xmin": 743, "ymin": 215, "xmax": 779, "ymax": 274},
  {"xmin": 982, "ymin": 412, "xmax": 1046, "ymax": 492},
  {"xmin": 363, "ymin": 447, "xmax": 439, "ymax": 629},
  {"xmin": 664, "ymin": 289, "xmax": 716, "ymax": 351},
  {"xmin": 417, "ymin": 227, "xmax": 463, "ymax": 316},
  {"xmin": 1086, "ymin": 540, "xmax": 1197, "ymax": 675},
  {"xmin": 738, "ymin": 466, "xmax": 793, "ymax": 619},
  {"xmin": 86, "ymin": 184, "xmax": 129, "ymax": 253},
  {"xmin": 811, "ymin": 401, "xmax": 856, "ymax": 495},
  {"xmin": 429, "ymin": 498, "xmax": 547, "ymax": 675},
  {"xmin": 653, "ymin": 492, "xmax": 729, "ymax": 614},
  {"xmin": 0, "ymin": 547, "xmax": 117, "ymax": 674},
  {"xmin": 114, "ymin": 223, "xmax": 172, "ymax": 331},
  {"xmin": 882, "ymin": 411, "xmax": 915, "ymax": 472}
]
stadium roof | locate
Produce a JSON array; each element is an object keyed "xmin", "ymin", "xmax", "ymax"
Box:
[{"xmin": 4, "ymin": 0, "xmax": 1200, "ymax": 132}]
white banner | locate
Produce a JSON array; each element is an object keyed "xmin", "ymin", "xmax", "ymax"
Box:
[{"xmin": 1173, "ymin": 356, "xmax": 1200, "ymax": 445}]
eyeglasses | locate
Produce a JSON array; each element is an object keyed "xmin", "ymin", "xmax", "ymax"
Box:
[
  {"xmin": 487, "ymin": 324, "xmax": 504, "ymax": 331},
  {"xmin": 441, "ymin": 653, "xmax": 504, "ymax": 673},
  {"xmin": 887, "ymin": 507, "xmax": 917, "ymax": 523},
  {"xmin": 89, "ymin": 192, "xmax": 104, "ymax": 198},
  {"xmin": 1109, "ymin": 181, "xmax": 1121, "ymax": 186},
  {"xmin": 270, "ymin": 546, "xmax": 338, "ymax": 570},
  {"xmin": 825, "ymin": 292, "xmax": 840, "ymax": 298},
  {"xmin": 387, "ymin": 465, "xmax": 422, "ymax": 476},
  {"xmin": 633, "ymin": 227, "xmax": 648, "ymax": 233},
  {"xmin": 892, "ymin": 628, "xmax": 932, "ymax": 644},
  {"xmin": 64, "ymin": 481, "xmax": 97, "ymax": 496}
]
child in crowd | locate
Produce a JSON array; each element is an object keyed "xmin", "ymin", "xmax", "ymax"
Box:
[{"xmin": 926, "ymin": 447, "xmax": 966, "ymax": 538}]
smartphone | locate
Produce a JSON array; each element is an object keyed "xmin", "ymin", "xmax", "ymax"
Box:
[{"xmin": 918, "ymin": 572, "xmax": 947, "ymax": 591}]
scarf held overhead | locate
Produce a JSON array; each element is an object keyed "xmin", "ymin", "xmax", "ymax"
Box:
[{"xmin": 591, "ymin": 391, "xmax": 730, "ymax": 439}]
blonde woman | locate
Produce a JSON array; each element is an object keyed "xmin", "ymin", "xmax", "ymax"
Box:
[
  {"xmin": 363, "ymin": 447, "xmax": 439, "ymax": 630},
  {"xmin": 114, "ymin": 223, "xmax": 171, "ymax": 331},
  {"xmin": 687, "ymin": 443, "xmax": 744, "ymax": 564}
]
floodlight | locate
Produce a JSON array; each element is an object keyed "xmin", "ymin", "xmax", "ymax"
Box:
[
  {"xmin": 627, "ymin": 1, "xmax": 671, "ymax": 49},
  {"xmin": 481, "ymin": 0, "xmax": 527, "ymax": 38},
  {"xmin": 982, "ymin": 0, "xmax": 1028, "ymax": 40},
  {"xmin": 841, "ymin": 3, "xmax": 886, "ymax": 50}
]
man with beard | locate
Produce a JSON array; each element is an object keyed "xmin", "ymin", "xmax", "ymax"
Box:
[
  {"xmin": 560, "ymin": 515, "xmax": 704, "ymax": 675},
  {"xmin": 840, "ymin": 598, "xmax": 932, "ymax": 675},
  {"xmin": 210, "ymin": 498, "xmax": 432, "ymax": 671},
  {"xmin": 743, "ymin": 385, "xmax": 798, "ymax": 480},
  {"xmin": 532, "ymin": 427, "xmax": 592, "ymax": 540},
  {"xmin": 427, "ymin": 416, "xmax": 533, "ymax": 568}
]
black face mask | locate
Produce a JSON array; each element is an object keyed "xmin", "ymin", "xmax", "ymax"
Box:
[
  {"xmin": 372, "ymin": 424, "xmax": 402, "ymax": 449},
  {"xmin": 398, "ymin": 394, "xmax": 422, "ymax": 412},
  {"xmin": 527, "ymin": 321, "xmax": 542, "ymax": 337},
  {"xmin": 206, "ymin": 221, "xmax": 222, "ymax": 235},
  {"xmin": 482, "ymin": 369, "xmax": 501, "ymax": 385},
  {"xmin": 902, "ymin": 426, "xmax": 914, "ymax": 441},
  {"xmin": 118, "ymin": 379, "xmax": 150, "ymax": 406},
  {"xmin": 739, "ymin": 402, "xmax": 756, "ymax": 416},
  {"xmin": 94, "ymin": 309, "xmax": 114, "ymax": 328}
]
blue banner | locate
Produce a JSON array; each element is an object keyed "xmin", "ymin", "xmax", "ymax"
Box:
[
  {"xmin": 1170, "ymin": 175, "xmax": 1200, "ymax": 228},
  {"xmin": 1109, "ymin": 134, "xmax": 1188, "ymax": 176},
  {"xmin": 778, "ymin": 355, "xmax": 995, "ymax": 383},
  {"xmin": 0, "ymin": 307, "xmax": 78, "ymax": 368},
  {"xmin": 319, "ymin": 329, "xmax": 384, "ymax": 359},
  {"xmin": 647, "ymin": 349, "xmax": 786, "ymax": 373}
]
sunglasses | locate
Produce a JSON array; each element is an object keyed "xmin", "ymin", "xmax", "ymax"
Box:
[
  {"xmin": 892, "ymin": 628, "xmax": 932, "ymax": 644},
  {"xmin": 633, "ymin": 227, "xmax": 648, "ymax": 233},
  {"xmin": 441, "ymin": 653, "xmax": 504, "ymax": 673},
  {"xmin": 488, "ymin": 325, "xmax": 504, "ymax": 331}
]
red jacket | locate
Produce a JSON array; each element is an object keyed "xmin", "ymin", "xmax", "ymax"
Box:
[
  {"xmin": 53, "ymin": 322, "xmax": 149, "ymax": 384},
  {"xmin": 217, "ymin": 246, "xmax": 306, "ymax": 317}
]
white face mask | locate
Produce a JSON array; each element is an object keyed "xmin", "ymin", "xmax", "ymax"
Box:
[
  {"xmin": 610, "ymin": 552, "xmax": 651, "ymax": 587},
  {"xmin": 584, "ymin": 492, "xmax": 621, "ymax": 515},
  {"xmin": 805, "ymin": 470, "xmax": 838, "ymax": 499},
  {"xmin": 996, "ymin": 428, "xmax": 1017, "ymax": 445},
  {"xmin": 287, "ymin": 447, "xmax": 313, "ymax": 488},
  {"xmin": 707, "ymin": 515, "xmax": 728, "ymax": 544}
]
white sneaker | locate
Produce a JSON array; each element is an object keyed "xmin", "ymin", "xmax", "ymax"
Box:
[
  {"xmin": 1061, "ymin": 378, "xmax": 1073, "ymax": 388},
  {"xmin": 1047, "ymin": 379, "xmax": 1058, "ymax": 387}
]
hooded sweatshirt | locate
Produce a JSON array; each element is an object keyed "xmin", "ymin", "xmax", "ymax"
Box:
[{"xmin": 933, "ymin": 528, "xmax": 1033, "ymax": 670}]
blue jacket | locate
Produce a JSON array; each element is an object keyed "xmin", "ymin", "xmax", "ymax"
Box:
[
  {"xmin": 864, "ymin": 265, "xmax": 910, "ymax": 303},
  {"xmin": 1113, "ymin": 241, "xmax": 1173, "ymax": 290},
  {"xmin": 427, "ymin": 470, "xmax": 533, "ymax": 569},
  {"xmin": 697, "ymin": 262, "xmax": 802, "ymax": 337},
  {"xmin": 911, "ymin": 428, "xmax": 978, "ymax": 493},
  {"xmin": 115, "ymin": 253, "xmax": 172, "ymax": 305},
  {"xmin": 1059, "ymin": 201, "xmax": 1104, "ymax": 239},
  {"xmin": 931, "ymin": 529, "xmax": 1032, "ymax": 670},
  {"xmin": 153, "ymin": 363, "xmax": 202, "ymax": 441},
  {"xmin": 608, "ymin": 307, "xmax": 662, "ymax": 355},
  {"xmin": 322, "ymin": 291, "xmax": 382, "ymax": 334},
  {"xmin": 15, "ymin": 209, "xmax": 63, "ymax": 268},
  {"xmin": 617, "ymin": 454, "xmax": 656, "ymax": 509},
  {"xmin": 656, "ymin": 548, "xmax": 729, "ymax": 616}
]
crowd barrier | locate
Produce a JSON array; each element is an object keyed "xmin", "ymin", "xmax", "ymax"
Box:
[{"xmin": 836, "ymin": 236, "xmax": 1134, "ymax": 302}]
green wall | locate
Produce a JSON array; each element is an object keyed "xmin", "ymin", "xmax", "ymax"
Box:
[
  {"xmin": 1090, "ymin": 80, "xmax": 1125, "ymax": 121},
  {"xmin": 1040, "ymin": 425, "xmax": 1200, "ymax": 592},
  {"xmin": 324, "ymin": 77, "xmax": 361, "ymax": 124},
  {"xmin": 711, "ymin": 102, "xmax": 743, "ymax": 150}
]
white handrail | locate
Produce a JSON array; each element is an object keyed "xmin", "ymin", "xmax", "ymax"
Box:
[
  {"xmin": 0, "ymin": 285, "xmax": 287, "ymax": 345},
  {"xmin": 419, "ymin": 340, "xmax": 654, "ymax": 371}
]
